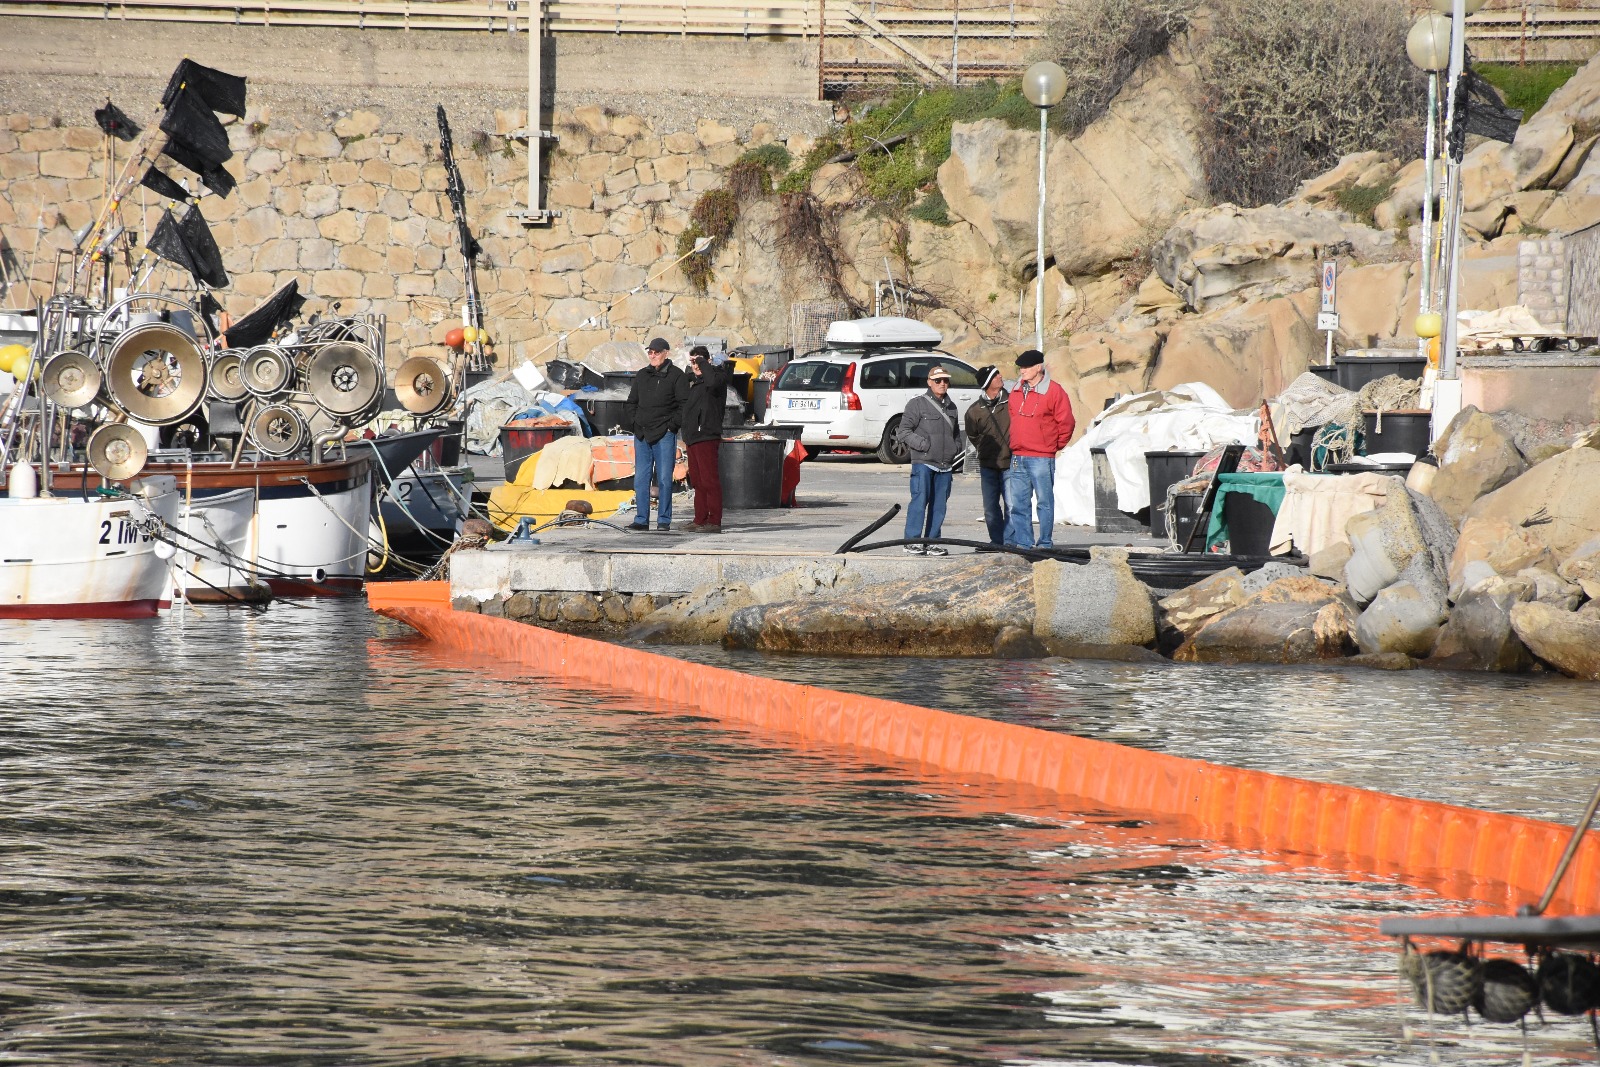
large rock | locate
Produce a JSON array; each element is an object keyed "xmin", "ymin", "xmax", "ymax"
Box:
[
  {"xmin": 631, "ymin": 582, "xmax": 756, "ymax": 644},
  {"xmin": 1033, "ymin": 548, "xmax": 1156, "ymax": 647},
  {"xmin": 939, "ymin": 48, "xmax": 1208, "ymax": 278},
  {"xmin": 1353, "ymin": 557, "xmax": 1448, "ymax": 657},
  {"xmin": 1428, "ymin": 406, "xmax": 1527, "ymax": 522},
  {"xmin": 1557, "ymin": 537, "xmax": 1600, "ymax": 601},
  {"xmin": 1173, "ymin": 599, "xmax": 1355, "ymax": 664},
  {"xmin": 1459, "ymin": 447, "xmax": 1600, "ymax": 568},
  {"xmin": 1152, "ymin": 203, "xmax": 1397, "ymax": 312},
  {"xmin": 724, "ymin": 555, "xmax": 1034, "ymax": 657},
  {"xmin": 1156, "ymin": 566, "xmax": 1246, "ymax": 649},
  {"xmin": 1510, "ymin": 601, "xmax": 1600, "ymax": 680},
  {"xmin": 1448, "ymin": 515, "xmax": 1555, "ymax": 600},
  {"xmin": 1344, "ymin": 488, "xmax": 1457, "ymax": 604},
  {"xmin": 1429, "ymin": 577, "xmax": 1536, "ymax": 672}
]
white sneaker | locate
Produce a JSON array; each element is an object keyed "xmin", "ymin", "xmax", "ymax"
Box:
[
  {"xmin": 902, "ymin": 544, "xmax": 925, "ymax": 555},
  {"xmin": 924, "ymin": 545, "xmax": 949, "ymax": 556}
]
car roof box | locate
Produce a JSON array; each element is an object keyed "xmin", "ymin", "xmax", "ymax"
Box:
[{"xmin": 824, "ymin": 316, "xmax": 941, "ymax": 349}]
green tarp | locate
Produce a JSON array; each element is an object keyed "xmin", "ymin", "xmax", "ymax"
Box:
[{"xmin": 1205, "ymin": 472, "xmax": 1286, "ymax": 551}]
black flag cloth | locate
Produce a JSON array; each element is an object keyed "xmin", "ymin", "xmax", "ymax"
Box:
[
  {"xmin": 158, "ymin": 137, "xmax": 237, "ymax": 198},
  {"xmin": 225, "ymin": 280, "xmax": 305, "ymax": 350},
  {"xmin": 1449, "ymin": 60, "xmax": 1524, "ymax": 161},
  {"xmin": 94, "ymin": 99, "xmax": 141, "ymax": 142},
  {"xmin": 161, "ymin": 59, "xmax": 248, "ymax": 119},
  {"xmin": 160, "ymin": 85, "xmax": 233, "ymax": 167},
  {"xmin": 140, "ymin": 165, "xmax": 191, "ymax": 203},
  {"xmin": 148, "ymin": 206, "xmax": 229, "ymax": 289}
]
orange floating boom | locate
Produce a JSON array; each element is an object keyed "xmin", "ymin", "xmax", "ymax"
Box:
[{"xmin": 369, "ymin": 580, "xmax": 1600, "ymax": 915}]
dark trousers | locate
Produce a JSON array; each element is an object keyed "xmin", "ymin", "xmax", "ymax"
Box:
[
  {"xmin": 687, "ymin": 439, "xmax": 722, "ymax": 526},
  {"xmin": 979, "ymin": 465, "xmax": 1008, "ymax": 545}
]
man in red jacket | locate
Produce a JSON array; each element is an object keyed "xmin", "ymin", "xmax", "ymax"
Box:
[{"xmin": 1004, "ymin": 349, "xmax": 1074, "ymax": 548}]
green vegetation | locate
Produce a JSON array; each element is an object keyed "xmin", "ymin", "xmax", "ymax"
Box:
[
  {"xmin": 1478, "ymin": 63, "xmax": 1579, "ymax": 119},
  {"xmin": 1333, "ymin": 178, "xmax": 1397, "ymax": 227}
]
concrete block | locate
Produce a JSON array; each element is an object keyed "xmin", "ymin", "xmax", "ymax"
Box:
[
  {"xmin": 610, "ymin": 552, "xmax": 722, "ymax": 594},
  {"xmin": 450, "ymin": 548, "xmax": 513, "ymax": 603},
  {"xmin": 1033, "ymin": 549, "xmax": 1156, "ymax": 646},
  {"xmin": 508, "ymin": 550, "xmax": 612, "ymax": 592}
]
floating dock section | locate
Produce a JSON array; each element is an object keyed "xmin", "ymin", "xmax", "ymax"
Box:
[{"xmin": 371, "ymin": 580, "xmax": 1600, "ymax": 916}]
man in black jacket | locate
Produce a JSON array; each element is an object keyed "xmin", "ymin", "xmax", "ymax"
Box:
[
  {"xmin": 680, "ymin": 345, "xmax": 731, "ymax": 532},
  {"xmin": 624, "ymin": 338, "xmax": 689, "ymax": 532}
]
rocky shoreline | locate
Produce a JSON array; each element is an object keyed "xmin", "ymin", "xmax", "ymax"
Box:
[{"xmin": 453, "ymin": 410, "xmax": 1600, "ymax": 681}]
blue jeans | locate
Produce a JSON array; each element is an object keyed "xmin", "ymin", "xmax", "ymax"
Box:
[
  {"xmin": 905, "ymin": 463, "xmax": 952, "ymax": 542},
  {"xmin": 979, "ymin": 466, "xmax": 1008, "ymax": 545},
  {"xmin": 633, "ymin": 433, "xmax": 676, "ymax": 527},
  {"xmin": 1004, "ymin": 456, "xmax": 1055, "ymax": 548}
]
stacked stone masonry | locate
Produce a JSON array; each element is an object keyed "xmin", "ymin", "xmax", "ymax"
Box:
[
  {"xmin": 1518, "ymin": 237, "xmax": 1571, "ymax": 332},
  {"xmin": 0, "ymin": 106, "xmax": 817, "ymax": 373}
]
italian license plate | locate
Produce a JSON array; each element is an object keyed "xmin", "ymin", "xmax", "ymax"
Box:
[{"xmin": 789, "ymin": 397, "xmax": 821, "ymax": 410}]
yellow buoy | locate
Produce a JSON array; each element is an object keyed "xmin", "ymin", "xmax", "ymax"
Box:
[
  {"xmin": 0, "ymin": 343, "xmax": 29, "ymax": 375},
  {"xmin": 1414, "ymin": 312, "xmax": 1443, "ymax": 340},
  {"xmin": 462, "ymin": 326, "xmax": 480, "ymax": 344}
]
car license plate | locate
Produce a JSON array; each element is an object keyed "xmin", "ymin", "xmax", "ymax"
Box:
[{"xmin": 789, "ymin": 397, "xmax": 821, "ymax": 410}]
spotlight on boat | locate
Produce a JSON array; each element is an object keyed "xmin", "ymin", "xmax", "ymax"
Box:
[
  {"xmin": 248, "ymin": 403, "xmax": 310, "ymax": 458},
  {"xmin": 209, "ymin": 351, "xmax": 250, "ymax": 402},
  {"xmin": 40, "ymin": 350, "xmax": 103, "ymax": 410},
  {"xmin": 241, "ymin": 344, "xmax": 296, "ymax": 401},
  {"xmin": 87, "ymin": 423, "xmax": 150, "ymax": 481},
  {"xmin": 306, "ymin": 341, "xmax": 383, "ymax": 416},
  {"xmin": 393, "ymin": 355, "xmax": 452, "ymax": 416},
  {"xmin": 104, "ymin": 322, "xmax": 208, "ymax": 426}
]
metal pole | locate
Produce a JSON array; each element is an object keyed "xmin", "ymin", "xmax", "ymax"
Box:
[
  {"xmin": 951, "ymin": 0, "xmax": 959, "ymax": 85},
  {"xmin": 1035, "ymin": 103, "xmax": 1047, "ymax": 351},
  {"xmin": 817, "ymin": 0, "xmax": 827, "ymax": 101},
  {"xmin": 1440, "ymin": 0, "xmax": 1467, "ymax": 381},
  {"xmin": 1419, "ymin": 71, "xmax": 1438, "ymax": 319}
]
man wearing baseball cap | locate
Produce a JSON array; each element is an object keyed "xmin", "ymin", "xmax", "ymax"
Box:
[
  {"xmin": 895, "ymin": 363, "xmax": 964, "ymax": 554},
  {"xmin": 624, "ymin": 338, "xmax": 689, "ymax": 532},
  {"xmin": 1004, "ymin": 349, "xmax": 1074, "ymax": 548}
]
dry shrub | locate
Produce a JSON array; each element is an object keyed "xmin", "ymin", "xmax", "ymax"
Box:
[
  {"xmin": 776, "ymin": 193, "xmax": 860, "ymax": 311},
  {"xmin": 1199, "ymin": 0, "xmax": 1427, "ymax": 206},
  {"xmin": 1039, "ymin": 0, "xmax": 1198, "ymax": 136}
]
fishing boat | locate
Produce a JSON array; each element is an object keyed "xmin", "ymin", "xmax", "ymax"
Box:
[
  {"xmin": 0, "ymin": 473, "xmax": 181, "ymax": 618},
  {"xmin": 171, "ymin": 486, "xmax": 270, "ymax": 604}
]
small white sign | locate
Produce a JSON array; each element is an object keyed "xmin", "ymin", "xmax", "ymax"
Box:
[
  {"xmin": 1320, "ymin": 260, "xmax": 1337, "ymax": 314},
  {"xmin": 1317, "ymin": 312, "xmax": 1340, "ymax": 332}
]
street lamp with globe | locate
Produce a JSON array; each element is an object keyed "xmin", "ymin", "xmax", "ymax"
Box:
[
  {"xmin": 1407, "ymin": 10, "xmax": 1450, "ymax": 346},
  {"xmin": 1022, "ymin": 61, "xmax": 1067, "ymax": 351}
]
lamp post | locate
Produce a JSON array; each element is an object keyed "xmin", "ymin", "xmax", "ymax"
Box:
[
  {"xmin": 1406, "ymin": 12, "xmax": 1450, "ymax": 348},
  {"xmin": 1434, "ymin": 0, "xmax": 1485, "ymax": 388},
  {"xmin": 1022, "ymin": 61, "xmax": 1067, "ymax": 351}
]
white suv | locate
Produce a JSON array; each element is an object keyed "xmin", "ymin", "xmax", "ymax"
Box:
[{"xmin": 762, "ymin": 317, "xmax": 984, "ymax": 463}]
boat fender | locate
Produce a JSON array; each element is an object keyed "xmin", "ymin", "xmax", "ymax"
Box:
[{"xmin": 7, "ymin": 461, "xmax": 37, "ymax": 499}]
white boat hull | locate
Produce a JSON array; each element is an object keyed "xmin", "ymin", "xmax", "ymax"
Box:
[
  {"xmin": 0, "ymin": 477, "xmax": 181, "ymax": 619},
  {"xmin": 249, "ymin": 469, "xmax": 373, "ymax": 598},
  {"xmin": 172, "ymin": 487, "xmax": 269, "ymax": 604}
]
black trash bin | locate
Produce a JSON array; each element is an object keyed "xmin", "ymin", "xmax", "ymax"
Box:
[
  {"xmin": 1091, "ymin": 447, "xmax": 1148, "ymax": 533},
  {"xmin": 437, "ymin": 419, "xmax": 464, "ymax": 467},
  {"xmin": 719, "ymin": 435, "xmax": 785, "ymax": 509},
  {"xmin": 1222, "ymin": 490, "xmax": 1277, "ymax": 557},
  {"xmin": 1170, "ymin": 492, "xmax": 1206, "ymax": 552},
  {"xmin": 1308, "ymin": 364, "xmax": 1339, "ymax": 385},
  {"xmin": 1335, "ymin": 353, "xmax": 1426, "ymax": 391},
  {"xmin": 1361, "ymin": 410, "xmax": 1432, "ymax": 457},
  {"xmin": 1145, "ymin": 449, "xmax": 1206, "ymax": 539},
  {"xmin": 751, "ymin": 378, "xmax": 772, "ymax": 424},
  {"xmin": 577, "ymin": 396, "xmax": 634, "ymax": 436},
  {"xmin": 1286, "ymin": 424, "xmax": 1322, "ymax": 469}
]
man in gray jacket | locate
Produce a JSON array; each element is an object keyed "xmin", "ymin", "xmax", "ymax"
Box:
[{"xmin": 896, "ymin": 364, "xmax": 963, "ymax": 555}]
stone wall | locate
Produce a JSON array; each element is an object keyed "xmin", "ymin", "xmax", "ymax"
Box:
[
  {"xmin": 1519, "ymin": 236, "xmax": 1572, "ymax": 332},
  {"xmin": 0, "ymin": 104, "xmax": 821, "ymax": 372}
]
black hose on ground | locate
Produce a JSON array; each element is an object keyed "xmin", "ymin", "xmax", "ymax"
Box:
[{"xmin": 833, "ymin": 504, "xmax": 902, "ymax": 554}]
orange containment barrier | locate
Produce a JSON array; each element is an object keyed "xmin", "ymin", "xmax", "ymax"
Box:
[{"xmin": 369, "ymin": 582, "xmax": 1600, "ymax": 915}]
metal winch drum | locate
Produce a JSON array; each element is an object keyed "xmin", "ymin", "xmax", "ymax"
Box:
[
  {"xmin": 392, "ymin": 355, "xmax": 452, "ymax": 416},
  {"xmin": 248, "ymin": 403, "xmax": 310, "ymax": 458},
  {"xmin": 240, "ymin": 344, "xmax": 296, "ymax": 401},
  {"xmin": 39, "ymin": 350, "xmax": 103, "ymax": 409},
  {"xmin": 209, "ymin": 351, "xmax": 250, "ymax": 403},
  {"xmin": 86, "ymin": 423, "xmax": 150, "ymax": 481},
  {"xmin": 305, "ymin": 341, "xmax": 383, "ymax": 417},
  {"xmin": 103, "ymin": 322, "xmax": 208, "ymax": 426}
]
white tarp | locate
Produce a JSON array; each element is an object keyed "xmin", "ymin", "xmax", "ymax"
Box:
[{"xmin": 1052, "ymin": 382, "xmax": 1259, "ymax": 528}]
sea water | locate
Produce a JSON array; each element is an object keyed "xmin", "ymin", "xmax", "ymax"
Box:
[{"xmin": 3, "ymin": 600, "xmax": 1597, "ymax": 1065}]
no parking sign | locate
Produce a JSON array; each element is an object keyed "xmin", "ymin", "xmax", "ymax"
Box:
[{"xmin": 1317, "ymin": 260, "xmax": 1338, "ymax": 332}]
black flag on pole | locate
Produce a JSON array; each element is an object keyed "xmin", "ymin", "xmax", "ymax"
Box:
[
  {"xmin": 147, "ymin": 205, "xmax": 229, "ymax": 289},
  {"xmin": 158, "ymin": 137, "xmax": 237, "ymax": 198},
  {"xmin": 159, "ymin": 85, "xmax": 233, "ymax": 167},
  {"xmin": 161, "ymin": 59, "xmax": 248, "ymax": 119},
  {"xmin": 1448, "ymin": 57, "xmax": 1524, "ymax": 161},
  {"xmin": 140, "ymin": 164, "xmax": 192, "ymax": 203},
  {"xmin": 94, "ymin": 99, "xmax": 141, "ymax": 142}
]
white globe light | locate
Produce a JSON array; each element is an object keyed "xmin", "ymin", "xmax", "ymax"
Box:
[
  {"xmin": 1431, "ymin": 0, "xmax": 1488, "ymax": 14},
  {"xmin": 1022, "ymin": 61, "xmax": 1068, "ymax": 108},
  {"xmin": 1407, "ymin": 13, "xmax": 1453, "ymax": 72}
]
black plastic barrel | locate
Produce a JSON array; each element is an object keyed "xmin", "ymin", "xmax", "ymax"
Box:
[
  {"xmin": 1308, "ymin": 364, "xmax": 1338, "ymax": 385},
  {"xmin": 1326, "ymin": 461, "xmax": 1412, "ymax": 475},
  {"xmin": 1170, "ymin": 492, "xmax": 1205, "ymax": 552},
  {"xmin": 1222, "ymin": 490, "xmax": 1277, "ymax": 556},
  {"xmin": 751, "ymin": 379, "xmax": 772, "ymax": 424},
  {"xmin": 500, "ymin": 424, "xmax": 576, "ymax": 482},
  {"xmin": 1090, "ymin": 448, "xmax": 1148, "ymax": 533},
  {"xmin": 1145, "ymin": 449, "xmax": 1206, "ymax": 539},
  {"xmin": 719, "ymin": 436, "xmax": 785, "ymax": 509},
  {"xmin": 1335, "ymin": 354, "xmax": 1426, "ymax": 391},
  {"xmin": 1361, "ymin": 410, "xmax": 1432, "ymax": 457},
  {"xmin": 1286, "ymin": 424, "xmax": 1321, "ymax": 469},
  {"xmin": 437, "ymin": 419, "xmax": 464, "ymax": 467},
  {"xmin": 601, "ymin": 370, "xmax": 636, "ymax": 393},
  {"xmin": 577, "ymin": 396, "xmax": 633, "ymax": 436}
]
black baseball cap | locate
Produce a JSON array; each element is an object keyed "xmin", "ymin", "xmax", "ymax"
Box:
[
  {"xmin": 1016, "ymin": 349, "xmax": 1044, "ymax": 368},
  {"xmin": 646, "ymin": 337, "xmax": 670, "ymax": 352}
]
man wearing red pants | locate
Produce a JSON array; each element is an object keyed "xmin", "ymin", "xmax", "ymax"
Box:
[{"xmin": 680, "ymin": 345, "xmax": 732, "ymax": 532}]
